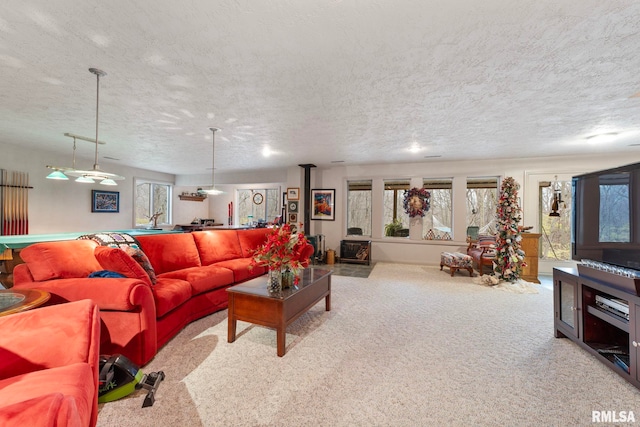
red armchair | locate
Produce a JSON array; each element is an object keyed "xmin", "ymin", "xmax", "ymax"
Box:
[
  {"xmin": 0, "ymin": 299, "xmax": 100, "ymax": 427},
  {"xmin": 467, "ymin": 235, "xmax": 497, "ymax": 275}
]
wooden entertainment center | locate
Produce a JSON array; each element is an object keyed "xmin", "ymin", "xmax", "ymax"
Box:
[{"xmin": 554, "ymin": 266, "xmax": 640, "ymax": 390}]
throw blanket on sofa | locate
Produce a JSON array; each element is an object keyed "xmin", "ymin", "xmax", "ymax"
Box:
[{"xmin": 78, "ymin": 232, "xmax": 141, "ymax": 249}]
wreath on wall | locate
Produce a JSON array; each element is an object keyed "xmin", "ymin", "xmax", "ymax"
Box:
[{"xmin": 403, "ymin": 187, "xmax": 431, "ymax": 218}]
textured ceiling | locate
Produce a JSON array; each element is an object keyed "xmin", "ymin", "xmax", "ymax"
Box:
[{"xmin": 1, "ymin": 1, "xmax": 640, "ymax": 176}]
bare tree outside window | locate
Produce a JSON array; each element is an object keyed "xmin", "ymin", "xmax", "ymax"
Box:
[
  {"xmin": 539, "ymin": 180, "xmax": 572, "ymax": 260},
  {"xmin": 237, "ymin": 188, "xmax": 280, "ymax": 226},
  {"xmin": 135, "ymin": 181, "xmax": 171, "ymax": 227},
  {"xmin": 346, "ymin": 180, "xmax": 372, "ymax": 236},
  {"xmin": 422, "ymin": 179, "xmax": 452, "ymax": 239},
  {"xmin": 466, "ymin": 177, "xmax": 498, "ymax": 235},
  {"xmin": 383, "ymin": 180, "xmax": 410, "ymax": 237}
]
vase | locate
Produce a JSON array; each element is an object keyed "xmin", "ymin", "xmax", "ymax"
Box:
[
  {"xmin": 267, "ymin": 269, "xmax": 283, "ymax": 293},
  {"xmin": 282, "ymin": 269, "xmax": 295, "ymax": 289}
]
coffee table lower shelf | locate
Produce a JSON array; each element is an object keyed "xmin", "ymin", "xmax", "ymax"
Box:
[{"xmin": 227, "ymin": 268, "xmax": 332, "ymax": 356}]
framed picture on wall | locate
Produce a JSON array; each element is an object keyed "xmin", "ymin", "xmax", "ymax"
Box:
[
  {"xmin": 311, "ymin": 189, "xmax": 335, "ymax": 221},
  {"xmin": 288, "ymin": 213, "xmax": 298, "ymax": 223},
  {"xmin": 287, "ymin": 187, "xmax": 299, "ymax": 200},
  {"xmin": 92, "ymin": 190, "xmax": 119, "ymax": 213}
]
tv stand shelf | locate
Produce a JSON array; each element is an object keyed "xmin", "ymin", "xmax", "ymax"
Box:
[
  {"xmin": 554, "ymin": 267, "xmax": 640, "ymax": 389},
  {"xmin": 586, "ymin": 305, "xmax": 629, "ymax": 332}
]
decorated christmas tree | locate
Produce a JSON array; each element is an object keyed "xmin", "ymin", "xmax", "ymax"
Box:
[{"xmin": 494, "ymin": 177, "xmax": 526, "ymax": 282}]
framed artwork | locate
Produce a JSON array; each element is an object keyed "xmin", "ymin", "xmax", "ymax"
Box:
[
  {"xmin": 287, "ymin": 187, "xmax": 300, "ymax": 200},
  {"xmin": 288, "ymin": 213, "xmax": 298, "ymax": 223},
  {"xmin": 311, "ymin": 189, "xmax": 335, "ymax": 221},
  {"xmin": 288, "ymin": 200, "xmax": 299, "ymax": 213},
  {"xmin": 92, "ymin": 190, "xmax": 119, "ymax": 213}
]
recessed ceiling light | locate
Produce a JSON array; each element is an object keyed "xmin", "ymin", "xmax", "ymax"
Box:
[
  {"xmin": 585, "ymin": 132, "xmax": 619, "ymax": 143},
  {"xmin": 424, "ymin": 155, "xmax": 442, "ymax": 159},
  {"xmin": 629, "ymin": 143, "xmax": 640, "ymax": 146}
]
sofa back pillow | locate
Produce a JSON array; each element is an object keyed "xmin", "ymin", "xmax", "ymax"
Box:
[
  {"xmin": 94, "ymin": 246, "xmax": 154, "ymax": 286},
  {"xmin": 192, "ymin": 230, "xmax": 243, "ymax": 265},
  {"xmin": 237, "ymin": 228, "xmax": 271, "ymax": 258},
  {"xmin": 136, "ymin": 233, "xmax": 201, "ymax": 274},
  {"xmin": 20, "ymin": 240, "xmax": 102, "ymax": 281}
]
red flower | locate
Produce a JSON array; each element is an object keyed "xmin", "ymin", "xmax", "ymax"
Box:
[{"xmin": 250, "ymin": 224, "xmax": 309, "ymax": 275}]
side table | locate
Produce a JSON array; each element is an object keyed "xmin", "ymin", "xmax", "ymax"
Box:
[{"xmin": 0, "ymin": 288, "xmax": 50, "ymax": 316}]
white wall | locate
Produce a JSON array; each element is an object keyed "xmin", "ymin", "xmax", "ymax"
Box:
[
  {"xmin": 0, "ymin": 141, "xmax": 174, "ymax": 233},
  {"xmin": 308, "ymin": 153, "xmax": 640, "ymax": 273},
  {"xmin": 3, "ymin": 138, "xmax": 639, "ymax": 275}
]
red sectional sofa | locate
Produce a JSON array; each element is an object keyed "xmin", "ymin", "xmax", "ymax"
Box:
[
  {"xmin": 0, "ymin": 299, "xmax": 100, "ymax": 427},
  {"xmin": 12, "ymin": 228, "xmax": 277, "ymax": 367}
]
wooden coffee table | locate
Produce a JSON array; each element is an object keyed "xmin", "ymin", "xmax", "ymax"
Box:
[
  {"xmin": 227, "ymin": 268, "xmax": 331, "ymax": 356},
  {"xmin": 0, "ymin": 288, "xmax": 50, "ymax": 317}
]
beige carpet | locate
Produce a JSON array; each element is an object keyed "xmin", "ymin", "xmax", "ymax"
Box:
[{"xmin": 96, "ymin": 263, "xmax": 639, "ymax": 426}]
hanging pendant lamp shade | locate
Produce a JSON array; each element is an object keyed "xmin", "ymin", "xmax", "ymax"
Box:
[
  {"xmin": 46, "ymin": 68, "xmax": 124, "ymax": 185},
  {"xmin": 200, "ymin": 127, "xmax": 224, "ymax": 195},
  {"xmin": 46, "ymin": 170, "xmax": 69, "ymax": 180}
]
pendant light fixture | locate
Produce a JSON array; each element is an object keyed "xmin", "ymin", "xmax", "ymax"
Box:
[
  {"xmin": 199, "ymin": 127, "xmax": 224, "ymax": 195},
  {"xmin": 46, "ymin": 68, "xmax": 124, "ymax": 186}
]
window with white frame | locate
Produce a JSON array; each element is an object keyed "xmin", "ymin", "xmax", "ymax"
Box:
[
  {"xmin": 383, "ymin": 179, "xmax": 410, "ymax": 237},
  {"xmin": 346, "ymin": 180, "xmax": 372, "ymax": 236},
  {"xmin": 422, "ymin": 178, "xmax": 452, "ymax": 239},
  {"xmin": 237, "ymin": 188, "xmax": 280, "ymax": 226},
  {"xmin": 466, "ymin": 177, "xmax": 498, "ymax": 235},
  {"xmin": 135, "ymin": 179, "xmax": 172, "ymax": 227}
]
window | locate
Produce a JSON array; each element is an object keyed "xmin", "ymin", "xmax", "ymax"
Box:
[
  {"xmin": 466, "ymin": 177, "xmax": 498, "ymax": 235},
  {"xmin": 539, "ymin": 180, "xmax": 572, "ymax": 260},
  {"xmin": 383, "ymin": 179, "xmax": 410, "ymax": 237},
  {"xmin": 237, "ymin": 188, "xmax": 280, "ymax": 226},
  {"xmin": 135, "ymin": 179, "xmax": 172, "ymax": 227},
  {"xmin": 422, "ymin": 178, "xmax": 452, "ymax": 239},
  {"xmin": 346, "ymin": 180, "xmax": 372, "ymax": 236}
]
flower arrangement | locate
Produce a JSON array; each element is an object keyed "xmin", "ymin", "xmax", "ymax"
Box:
[
  {"xmin": 403, "ymin": 187, "xmax": 430, "ymax": 217},
  {"xmin": 250, "ymin": 223, "xmax": 310, "ymax": 278}
]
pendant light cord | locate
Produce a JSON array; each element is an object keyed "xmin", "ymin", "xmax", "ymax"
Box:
[{"xmin": 94, "ymin": 71, "xmax": 100, "ymax": 169}]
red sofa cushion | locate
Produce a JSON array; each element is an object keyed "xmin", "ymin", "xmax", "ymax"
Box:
[
  {"xmin": 159, "ymin": 265, "xmax": 235, "ymax": 295},
  {"xmin": 192, "ymin": 230, "xmax": 243, "ymax": 265},
  {"xmin": 214, "ymin": 258, "xmax": 266, "ymax": 282},
  {"xmin": 0, "ymin": 363, "xmax": 94, "ymax": 427},
  {"xmin": 152, "ymin": 278, "xmax": 192, "ymax": 317},
  {"xmin": 94, "ymin": 246, "xmax": 154, "ymax": 286},
  {"xmin": 237, "ymin": 228, "xmax": 271, "ymax": 258},
  {"xmin": 137, "ymin": 233, "xmax": 201, "ymax": 274},
  {"xmin": 20, "ymin": 240, "xmax": 102, "ymax": 281}
]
